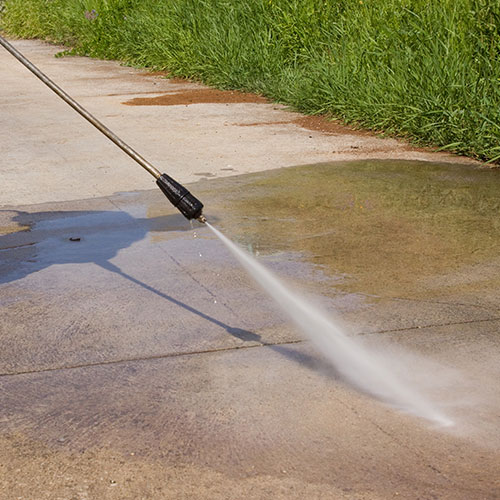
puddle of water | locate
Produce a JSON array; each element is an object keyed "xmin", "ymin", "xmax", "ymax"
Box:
[{"xmin": 192, "ymin": 159, "xmax": 500, "ymax": 299}]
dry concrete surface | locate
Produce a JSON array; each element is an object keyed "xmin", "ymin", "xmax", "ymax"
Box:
[{"xmin": 1, "ymin": 38, "xmax": 499, "ymax": 500}]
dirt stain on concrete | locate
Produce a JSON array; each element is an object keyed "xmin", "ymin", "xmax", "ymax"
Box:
[
  {"xmin": 123, "ymin": 86, "xmax": 379, "ymax": 138},
  {"xmin": 0, "ymin": 433, "xmax": 351, "ymax": 500},
  {"xmin": 0, "ymin": 210, "xmax": 32, "ymax": 236},
  {"xmin": 0, "ymin": 224, "xmax": 31, "ymax": 236},
  {"xmin": 123, "ymin": 88, "xmax": 267, "ymax": 106},
  {"xmin": 235, "ymin": 115, "xmax": 376, "ymax": 138},
  {"xmin": 194, "ymin": 172, "xmax": 217, "ymax": 177}
]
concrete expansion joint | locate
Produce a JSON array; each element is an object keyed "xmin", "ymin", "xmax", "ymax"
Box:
[
  {"xmin": 0, "ymin": 338, "xmax": 304, "ymax": 378},
  {"xmin": 357, "ymin": 316, "xmax": 500, "ymax": 337},
  {"xmin": 2, "ymin": 317, "xmax": 499, "ymax": 378}
]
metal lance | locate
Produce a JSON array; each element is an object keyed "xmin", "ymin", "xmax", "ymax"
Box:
[{"xmin": 0, "ymin": 35, "xmax": 205, "ymax": 222}]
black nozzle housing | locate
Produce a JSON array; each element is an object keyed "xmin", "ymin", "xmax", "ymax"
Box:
[{"xmin": 156, "ymin": 173, "xmax": 204, "ymax": 220}]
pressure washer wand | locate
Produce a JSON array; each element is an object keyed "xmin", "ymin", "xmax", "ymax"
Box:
[{"xmin": 0, "ymin": 35, "xmax": 205, "ymax": 222}]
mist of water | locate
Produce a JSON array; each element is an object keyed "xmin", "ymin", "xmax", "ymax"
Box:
[{"xmin": 206, "ymin": 222, "xmax": 453, "ymax": 427}]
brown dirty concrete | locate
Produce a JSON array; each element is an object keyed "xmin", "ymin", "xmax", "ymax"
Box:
[
  {"xmin": 123, "ymin": 88, "xmax": 268, "ymax": 106},
  {"xmin": 1, "ymin": 159, "xmax": 500, "ymax": 499},
  {"xmin": 0, "ymin": 38, "xmax": 479, "ymax": 207},
  {"xmin": 1, "ymin": 343, "xmax": 499, "ymax": 500},
  {"xmin": 235, "ymin": 115, "xmax": 375, "ymax": 138},
  {"xmin": 123, "ymin": 90, "xmax": 392, "ymax": 140},
  {"xmin": 0, "ymin": 434, "xmax": 354, "ymax": 500}
]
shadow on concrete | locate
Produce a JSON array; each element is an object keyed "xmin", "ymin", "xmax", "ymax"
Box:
[
  {"xmin": 98, "ymin": 260, "xmax": 261, "ymax": 342},
  {"xmin": 98, "ymin": 261, "xmax": 342, "ymax": 381},
  {"xmin": 0, "ymin": 208, "xmax": 189, "ymax": 284}
]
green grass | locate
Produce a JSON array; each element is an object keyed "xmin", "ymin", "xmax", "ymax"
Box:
[{"xmin": 2, "ymin": 0, "xmax": 500, "ymax": 163}]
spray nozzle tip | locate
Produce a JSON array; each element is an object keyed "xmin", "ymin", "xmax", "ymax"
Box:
[
  {"xmin": 156, "ymin": 173, "xmax": 204, "ymax": 220},
  {"xmin": 197, "ymin": 214, "xmax": 207, "ymax": 224}
]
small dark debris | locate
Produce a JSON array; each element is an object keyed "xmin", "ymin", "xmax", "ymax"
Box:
[{"xmin": 69, "ymin": 237, "xmax": 81, "ymax": 242}]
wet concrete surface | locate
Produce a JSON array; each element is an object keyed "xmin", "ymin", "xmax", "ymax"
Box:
[{"xmin": 1, "ymin": 160, "xmax": 499, "ymax": 499}]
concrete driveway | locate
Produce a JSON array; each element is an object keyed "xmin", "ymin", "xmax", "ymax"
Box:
[{"xmin": 1, "ymin": 39, "xmax": 499, "ymax": 499}]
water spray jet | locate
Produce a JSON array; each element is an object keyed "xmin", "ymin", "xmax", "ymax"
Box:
[
  {"xmin": 0, "ymin": 35, "xmax": 206, "ymax": 222},
  {"xmin": 205, "ymin": 222, "xmax": 454, "ymax": 427}
]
